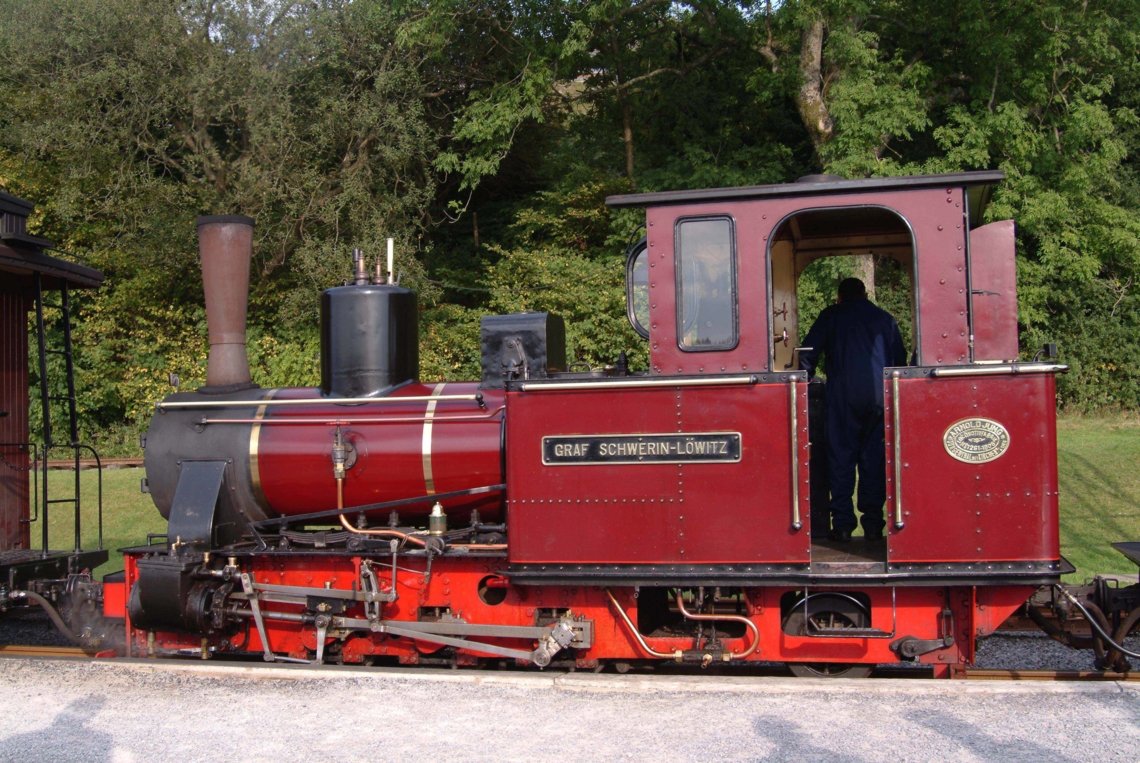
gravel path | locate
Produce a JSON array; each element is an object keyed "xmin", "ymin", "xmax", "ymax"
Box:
[
  {"xmin": 0, "ymin": 658, "xmax": 1136, "ymax": 762},
  {"xmin": 1, "ymin": 608, "xmax": 1137, "ymax": 761}
]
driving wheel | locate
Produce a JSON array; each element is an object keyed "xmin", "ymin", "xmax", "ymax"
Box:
[{"xmin": 783, "ymin": 593, "xmax": 874, "ymax": 678}]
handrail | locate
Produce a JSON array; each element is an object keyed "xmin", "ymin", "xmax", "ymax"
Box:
[
  {"xmin": 157, "ymin": 393, "xmax": 485, "ymax": 410},
  {"xmin": 788, "ymin": 377, "xmax": 802, "ymax": 531},
  {"xmin": 198, "ymin": 407, "xmax": 505, "ymax": 427},
  {"xmin": 891, "ymin": 372, "xmax": 905, "ymax": 530},
  {"xmin": 518, "ymin": 375, "xmax": 759, "ymax": 392},
  {"xmin": 77, "ymin": 444, "xmax": 104, "ymax": 550},
  {"xmin": 930, "ymin": 363, "xmax": 1068, "ymax": 378}
]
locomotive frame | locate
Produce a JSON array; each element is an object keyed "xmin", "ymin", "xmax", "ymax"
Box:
[{"xmin": 6, "ymin": 172, "xmax": 1140, "ymax": 677}]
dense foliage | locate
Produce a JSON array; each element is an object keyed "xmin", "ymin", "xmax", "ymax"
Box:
[{"xmin": 1, "ymin": 0, "xmax": 1136, "ymax": 450}]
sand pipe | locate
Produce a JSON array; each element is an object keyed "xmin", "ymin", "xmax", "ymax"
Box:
[{"xmin": 197, "ymin": 215, "xmax": 255, "ymax": 389}]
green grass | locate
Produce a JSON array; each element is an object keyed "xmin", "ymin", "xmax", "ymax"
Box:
[
  {"xmin": 1057, "ymin": 415, "xmax": 1140, "ymax": 580},
  {"xmin": 45, "ymin": 466, "xmax": 165, "ymax": 579},
  {"xmin": 39, "ymin": 415, "xmax": 1140, "ymax": 582}
]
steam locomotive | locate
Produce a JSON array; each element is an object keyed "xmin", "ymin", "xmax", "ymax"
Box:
[{"xmin": 49, "ymin": 172, "xmax": 1140, "ymax": 675}]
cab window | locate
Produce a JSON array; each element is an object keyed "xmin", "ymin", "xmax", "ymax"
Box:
[
  {"xmin": 625, "ymin": 238, "xmax": 650, "ymax": 338},
  {"xmin": 676, "ymin": 217, "xmax": 737, "ymax": 350}
]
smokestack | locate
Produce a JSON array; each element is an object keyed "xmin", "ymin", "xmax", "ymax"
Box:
[{"xmin": 197, "ymin": 215, "xmax": 255, "ymax": 389}]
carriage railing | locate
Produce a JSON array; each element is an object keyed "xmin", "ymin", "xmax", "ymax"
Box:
[
  {"xmin": 0, "ymin": 441, "xmax": 104, "ymax": 561},
  {"xmin": 35, "ymin": 442, "xmax": 104, "ymax": 556},
  {"xmin": 30, "ymin": 273, "xmax": 105, "ymax": 560}
]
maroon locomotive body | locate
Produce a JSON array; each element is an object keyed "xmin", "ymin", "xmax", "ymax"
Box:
[{"xmin": 101, "ymin": 172, "xmax": 1102, "ymax": 676}]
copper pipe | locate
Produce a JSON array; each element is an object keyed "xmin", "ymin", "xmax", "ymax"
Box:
[
  {"xmin": 332, "ymin": 479, "xmax": 504, "ymax": 550},
  {"xmin": 605, "ymin": 589, "xmax": 682, "ymax": 661},
  {"xmin": 337, "ymin": 513, "xmax": 429, "ymax": 546},
  {"xmin": 336, "ymin": 514, "xmax": 506, "ymax": 551},
  {"xmin": 335, "ymin": 478, "xmax": 427, "ymax": 547},
  {"xmin": 674, "ymin": 592, "xmax": 761, "ymax": 660}
]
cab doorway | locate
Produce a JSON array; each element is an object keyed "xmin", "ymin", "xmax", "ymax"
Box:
[{"xmin": 768, "ymin": 206, "xmax": 916, "ymax": 569}]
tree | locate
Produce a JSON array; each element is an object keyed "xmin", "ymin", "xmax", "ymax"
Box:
[
  {"xmin": 750, "ymin": 1, "xmax": 1139, "ymax": 408},
  {"xmin": 900, "ymin": 0, "xmax": 1140, "ymax": 406},
  {"xmin": 0, "ymin": 0, "xmax": 445, "ymax": 429},
  {"xmin": 2, "ymin": 0, "xmax": 1137, "ymax": 431}
]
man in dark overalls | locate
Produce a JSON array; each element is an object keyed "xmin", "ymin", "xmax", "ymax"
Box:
[{"xmin": 799, "ymin": 277, "xmax": 907, "ymax": 542}]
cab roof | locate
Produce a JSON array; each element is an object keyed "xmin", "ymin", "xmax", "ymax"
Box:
[{"xmin": 606, "ymin": 170, "xmax": 1003, "ymax": 227}]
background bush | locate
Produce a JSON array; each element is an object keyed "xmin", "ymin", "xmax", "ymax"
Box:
[{"xmin": 1, "ymin": 1, "xmax": 1134, "ymax": 455}]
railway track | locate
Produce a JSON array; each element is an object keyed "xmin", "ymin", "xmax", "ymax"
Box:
[
  {"xmin": 0, "ymin": 644, "xmax": 1133, "ymax": 681},
  {"xmin": 45, "ymin": 457, "xmax": 141, "ymax": 470},
  {"xmin": 0, "ymin": 644, "xmax": 91, "ymax": 658},
  {"xmin": 960, "ymin": 668, "xmax": 1137, "ymax": 681}
]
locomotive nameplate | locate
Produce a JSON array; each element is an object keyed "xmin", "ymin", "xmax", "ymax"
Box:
[
  {"xmin": 942, "ymin": 418, "xmax": 1011, "ymax": 464},
  {"xmin": 542, "ymin": 432, "xmax": 741, "ymax": 465}
]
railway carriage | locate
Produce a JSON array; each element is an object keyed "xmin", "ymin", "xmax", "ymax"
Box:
[{"xmin": 0, "ymin": 191, "xmax": 106, "ymax": 598}]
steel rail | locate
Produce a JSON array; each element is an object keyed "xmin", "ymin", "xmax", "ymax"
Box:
[
  {"xmin": 46, "ymin": 457, "xmax": 141, "ymax": 470},
  {"xmin": 0, "ymin": 645, "xmax": 91, "ymax": 658},
  {"xmin": 0, "ymin": 645, "xmax": 1132, "ymax": 680},
  {"xmin": 961, "ymin": 668, "xmax": 1139, "ymax": 682}
]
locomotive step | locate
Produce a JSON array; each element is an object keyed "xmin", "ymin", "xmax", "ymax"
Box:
[{"xmin": 806, "ymin": 626, "xmax": 893, "ymax": 638}]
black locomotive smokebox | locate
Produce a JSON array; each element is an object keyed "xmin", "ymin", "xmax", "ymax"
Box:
[{"xmin": 321, "ymin": 283, "xmax": 419, "ymax": 398}]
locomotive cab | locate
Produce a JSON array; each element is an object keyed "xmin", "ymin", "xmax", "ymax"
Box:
[{"xmin": 507, "ymin": 171, "xmax": 1066, "ymax": 587}]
